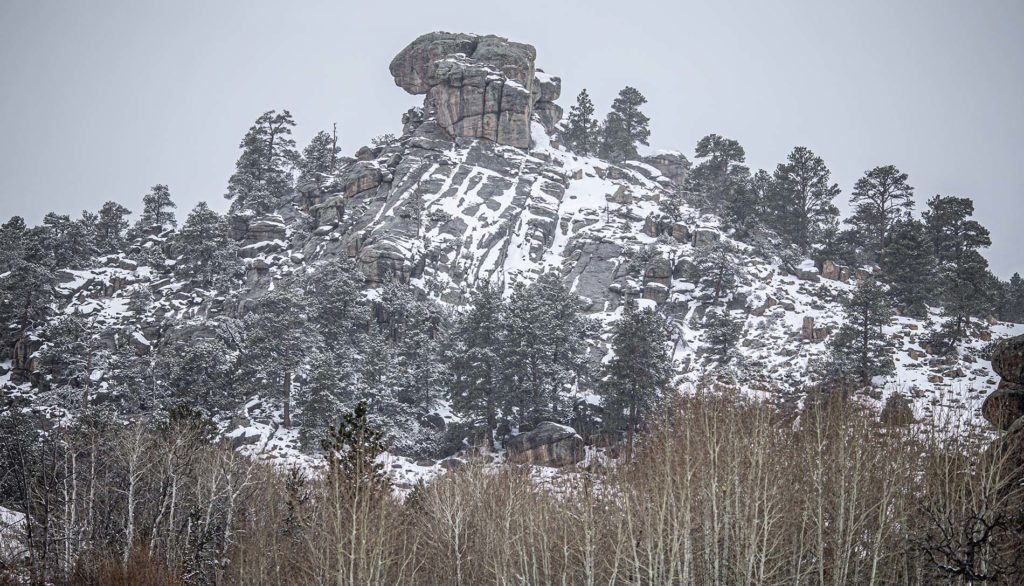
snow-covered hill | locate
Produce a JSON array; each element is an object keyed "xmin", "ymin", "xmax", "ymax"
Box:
[{"xmin": 2, "ymin": 31, "xmax": 1021, "ymax": 484}]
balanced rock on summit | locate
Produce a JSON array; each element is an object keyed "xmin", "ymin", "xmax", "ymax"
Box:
[{"xmin": 389, "ymin": 32, "xmax": 561, "ymax": 149}]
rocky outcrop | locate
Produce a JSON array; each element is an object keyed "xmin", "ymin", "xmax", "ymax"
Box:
[
  {"xmin": 992, "ymin": 335, "xmax": 1024, "ymax": 384},
  {"xmin": 983, "ymin": 335, "xmax": 1024, "ymax": 430},
  {"xmin": 389, "ymin": 32, "xmax": 561, "ymax": 149},
  {"xmin": 642, "ymin": 151, "xmax": 690, "ymax": 185},
  {"xmin": 982, "ymin": 381, "xmax": 1024, "ymax": 431},
  {"xmin": 506, "ymin": 422, "xmax": 584, "ymax": 467}
]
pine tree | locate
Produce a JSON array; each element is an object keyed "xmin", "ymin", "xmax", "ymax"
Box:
[
  {"xmin": 298, "ymin": 350, "xmax": 356, "ymax": 450},
  {"xmin": 600, "ymin": 297, "xmax": 673, "ymax": 461},
  {"xmin": 176, "ymin": 202, "xmax": 241, "ymax": 288},
  {"xmin": 298, "ymin": 129, "xmax": 340, "ymax": 187},
  {"xmin": 702, "ymin": 309, "xmax": 744, "ymax": 364},
  {"xmin": 847, "ymin": 165, "xmax": 914, "ymax": 264},
  {"xmin": 562, "ymin": 89, "xmax": 600, "ymax": 156},
  {"xmin": 447, "ymin": 283, "xmax": 505, "ymax": 447},
  {"xmin": 136, "ymin": 184, "xmax": 177, "ymax": 230},
  {"xmin": 924, "ymin": 195, "xmax": 992, "ymax": 342},
  {"xmin": 301, "ymin": 257, "xmax": 364, "ymax": 351},
  {"xmin": 880, "ymin": 218, "xmax": 936, "ymax": 317},
  {"xmin": 828, "ymin": 278, "xmax": 894, "ymax": 385},
  {"xmin": 599, "ymin": 86, "xmax": 650, "ymax": 162},
  {"xmin": 598, "ymin": 112, "xmax": 631, "ymax": 162},
  {"xmin": 38, "ymin": 314, "xmax": 91, "ymax": 389},
  {"xmin": 240, "ymin": 289, "xmax": 320, "ymax": 428},
  {"xmin": 42, "ymin": 212, "xmax": 94, "ymax": 269},
  {"xmin": 611, "ymin": 86, "xmax": 650, "ymax": 154},
  {"xmin": 1003, "ymin": 273, "xmax": 1024, "ymax": 323},
  {"xmin": 95, "ymin": 201, "xmax": 131, "ymax": 254},
  {"xmin": 0, "ymin": 222, "xmax": 56, "ymax": 338},
  {"xmin": 695, "ymin": 241, "xmax": 738, "ymax": 305},
  {"xmin": 321, "ymin": 401, "xmax": 389, "ymax": 491},
  {"xmin": 156, "ymin": 337, "xmax": 236, "ymax": 410},
  {"xmin": 684, "ymin": 134, "xmax": 752, "ymax": 229},
  {"xmin": 923, "ymin": 195, "xmax": 991, "ymax": 266},
  {"xmin": 767, "ymin": 146, "xmax": 841, "ymax": 250},
  {"xmin": 226, "ymin": 110, "xmax": 299, "ymax": 214},
  {"xmin": 502, "ymin": 274, "xmax": 594, "ymax": 427}
]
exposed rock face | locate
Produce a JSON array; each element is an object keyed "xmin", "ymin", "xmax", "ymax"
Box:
[
  {"xmin": 389, "ymin": 32, "xmax": 561, "ymax": 149},
  {"xmin": 642, "ymin": 152, "xmax": 690, "ymax": 185},
  {"xmin": 992, "ymin": 335, "xmax": 1024, "ymax": 384},
  {"xmin": 506, "ymin": 422, "xmax": 584, "ymax": 467},
  {"xmin": 982, "ymin": 381, "xmax": 1024, "ymax": 431}
]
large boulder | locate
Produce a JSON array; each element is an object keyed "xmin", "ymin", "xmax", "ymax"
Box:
[
  {"xmin": 982, "ymin": 380, "xmax": 1024, "ymax": 431},
  {"xmin": 642, "ymin": 151, "xmax": 690, "ymax": 185},
  {"xmin": 992, "ymin": 334, "xmax": 1024, "ymax": 384},
  {"xmin": 506, "ymin": 422, "xmax": 584, "ymax": 467},
  {"xmin": 389, "ymin": 32, "xmax": 560, "ymax": 149}
]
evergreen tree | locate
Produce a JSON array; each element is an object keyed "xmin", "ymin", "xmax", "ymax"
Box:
[
  {"xmin": 828, "ymin": 278, "xmax": 894, "ymax": 385},
  {"xmin": 502, "ymin": 274, "xmax": 594, "ymax": 427},
  {"xmin": 1002, "ymin": 273, "xmax": 1024, "ymax": 323},
  {"xmin": 684, "ymin": 134, "xmax": 753, "ymax": 230},
  {"xmin": 0, "ymin": 216, "xmax": 27, "ymax": 274},
  {"xmin": 355, "ymin": 326, "xmax": 417, "ymax": 451},
  {"xmin": 301, "ymin": 257, "xmax": 364, "ymax": 352},
  {"xmin": 176, "ymin": 202, "xmax": 241, "ymax": 288},
  {"xmin": 298, "ymin": 129, "xmax": 340, "ymax": 187},
  {"xmin": 923, "ymin": 195, "xmax": 991, "ymax": 266},
  {"xmin": 695, "ymin": 241, "xmax": 738, "ymax": 305},
  {"xmin": 38, "ymin": 314, "xmax": 91, "ymax": 389},
  {"xmin": 136, "ymin": 184, "xmax": 177, "ymax": 230},
  {"xmin": 0, "ymin": 222, "xmax": 56, "ymax": 337},
  {"xmin": 599, "ymin": 86, "xmax": 650, "ymax": 162},
  {"xmin": 880, "ymin": 218, "xmax": 936, "ymax": 317},
  {"xmin": 322, "ymin": 400, "xmax": 390, "ymax": 492},
  {"xmin": 702, "ymin": 309, "xmax": 744, "ymax": 364},
  {"xmin": 562, "ymin": 89, "xmax": 600, "ymax": 156},
  {"xmin": 298, "ymin": 350, "xmax": 357, "ymax": 450},
  {"xmin": 767, "ymin": 146, "xmax": 841, "ymax": 250},
  {"xmin": 374, "ymin": 280, "xmax": 446, "ymax": 415},
  {"xmin": 447, "ymin": 283, "xmax": 505, "ymax": 447},
  {"xmin": 94, "ymin": 201, "xmax": 131, "ymax": 254},
  {"xmin": 42, "ymin": 212, "xmax": 94, "ymax": 269},
  {"xmin": 847, "ymin": 165, "xmax": 914, "ymax": 264},
  {"xmin": 226, "ymin": 110, "xmax": 299, "ymax": 214},
  {"xmin": 598, "ymin": 112, "xmax": 632, "ymax": 162},
  {"xmin": 156, "ymin": 337, "xmax": 236, "ymax": 410},
  {"xmin": 600, "ymin": 297, "xmax": 673, "ymax": 461},
  {"xmin": 924, "ymin": 195, "xmax": 992, "ymax": 342},
  {"xmin": 240, "ymin": 289, "xmax": 320, "ymax": 428}
]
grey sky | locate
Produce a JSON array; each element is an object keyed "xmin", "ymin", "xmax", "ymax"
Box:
[{"xmin": 1, "ymin": 0, "xmax": 1021, "ymax": 277}]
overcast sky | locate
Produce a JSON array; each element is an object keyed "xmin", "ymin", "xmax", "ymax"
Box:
[{"xmin": 1, "ymin": 0, "xmax": 1021, "ymax": 277}]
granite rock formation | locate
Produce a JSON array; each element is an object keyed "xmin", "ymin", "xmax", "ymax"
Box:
[{"xmin": 389, "ymin": 32, "xmax": 561, "ymax": 149}]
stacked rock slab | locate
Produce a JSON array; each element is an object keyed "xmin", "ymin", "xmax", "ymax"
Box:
[
  {"xmin": 982, "ymin": 335, "xmax": 1024, "ymax": 475},
  {"xmin": 983, "ymin": 335, "xmax": 1024, "ymax": 430},
  {"xmin": 389, "ymin": 32, "xmax": 561, "ymax": 149},
  {"xmin": 506, "ymin": 422, "xmax": 584, "ymax": 467}
]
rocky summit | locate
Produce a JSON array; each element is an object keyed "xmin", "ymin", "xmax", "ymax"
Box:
[{"xmin": 389, "ymin": 32, "xmax": 560, "ymax": 148}]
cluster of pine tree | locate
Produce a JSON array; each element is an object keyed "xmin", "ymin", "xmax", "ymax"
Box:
[{"xmin": 561, "ymin": 87, "xmax": 651, "ymax": 162}]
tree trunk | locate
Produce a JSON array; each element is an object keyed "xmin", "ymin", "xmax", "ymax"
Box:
[
  {"xmin": 627, "ymin": 401, "xmax": 637, "ymax": 463},
  {"xmin": 283, "ymin": 370, "xmax": 292, "ymax": 429}
]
